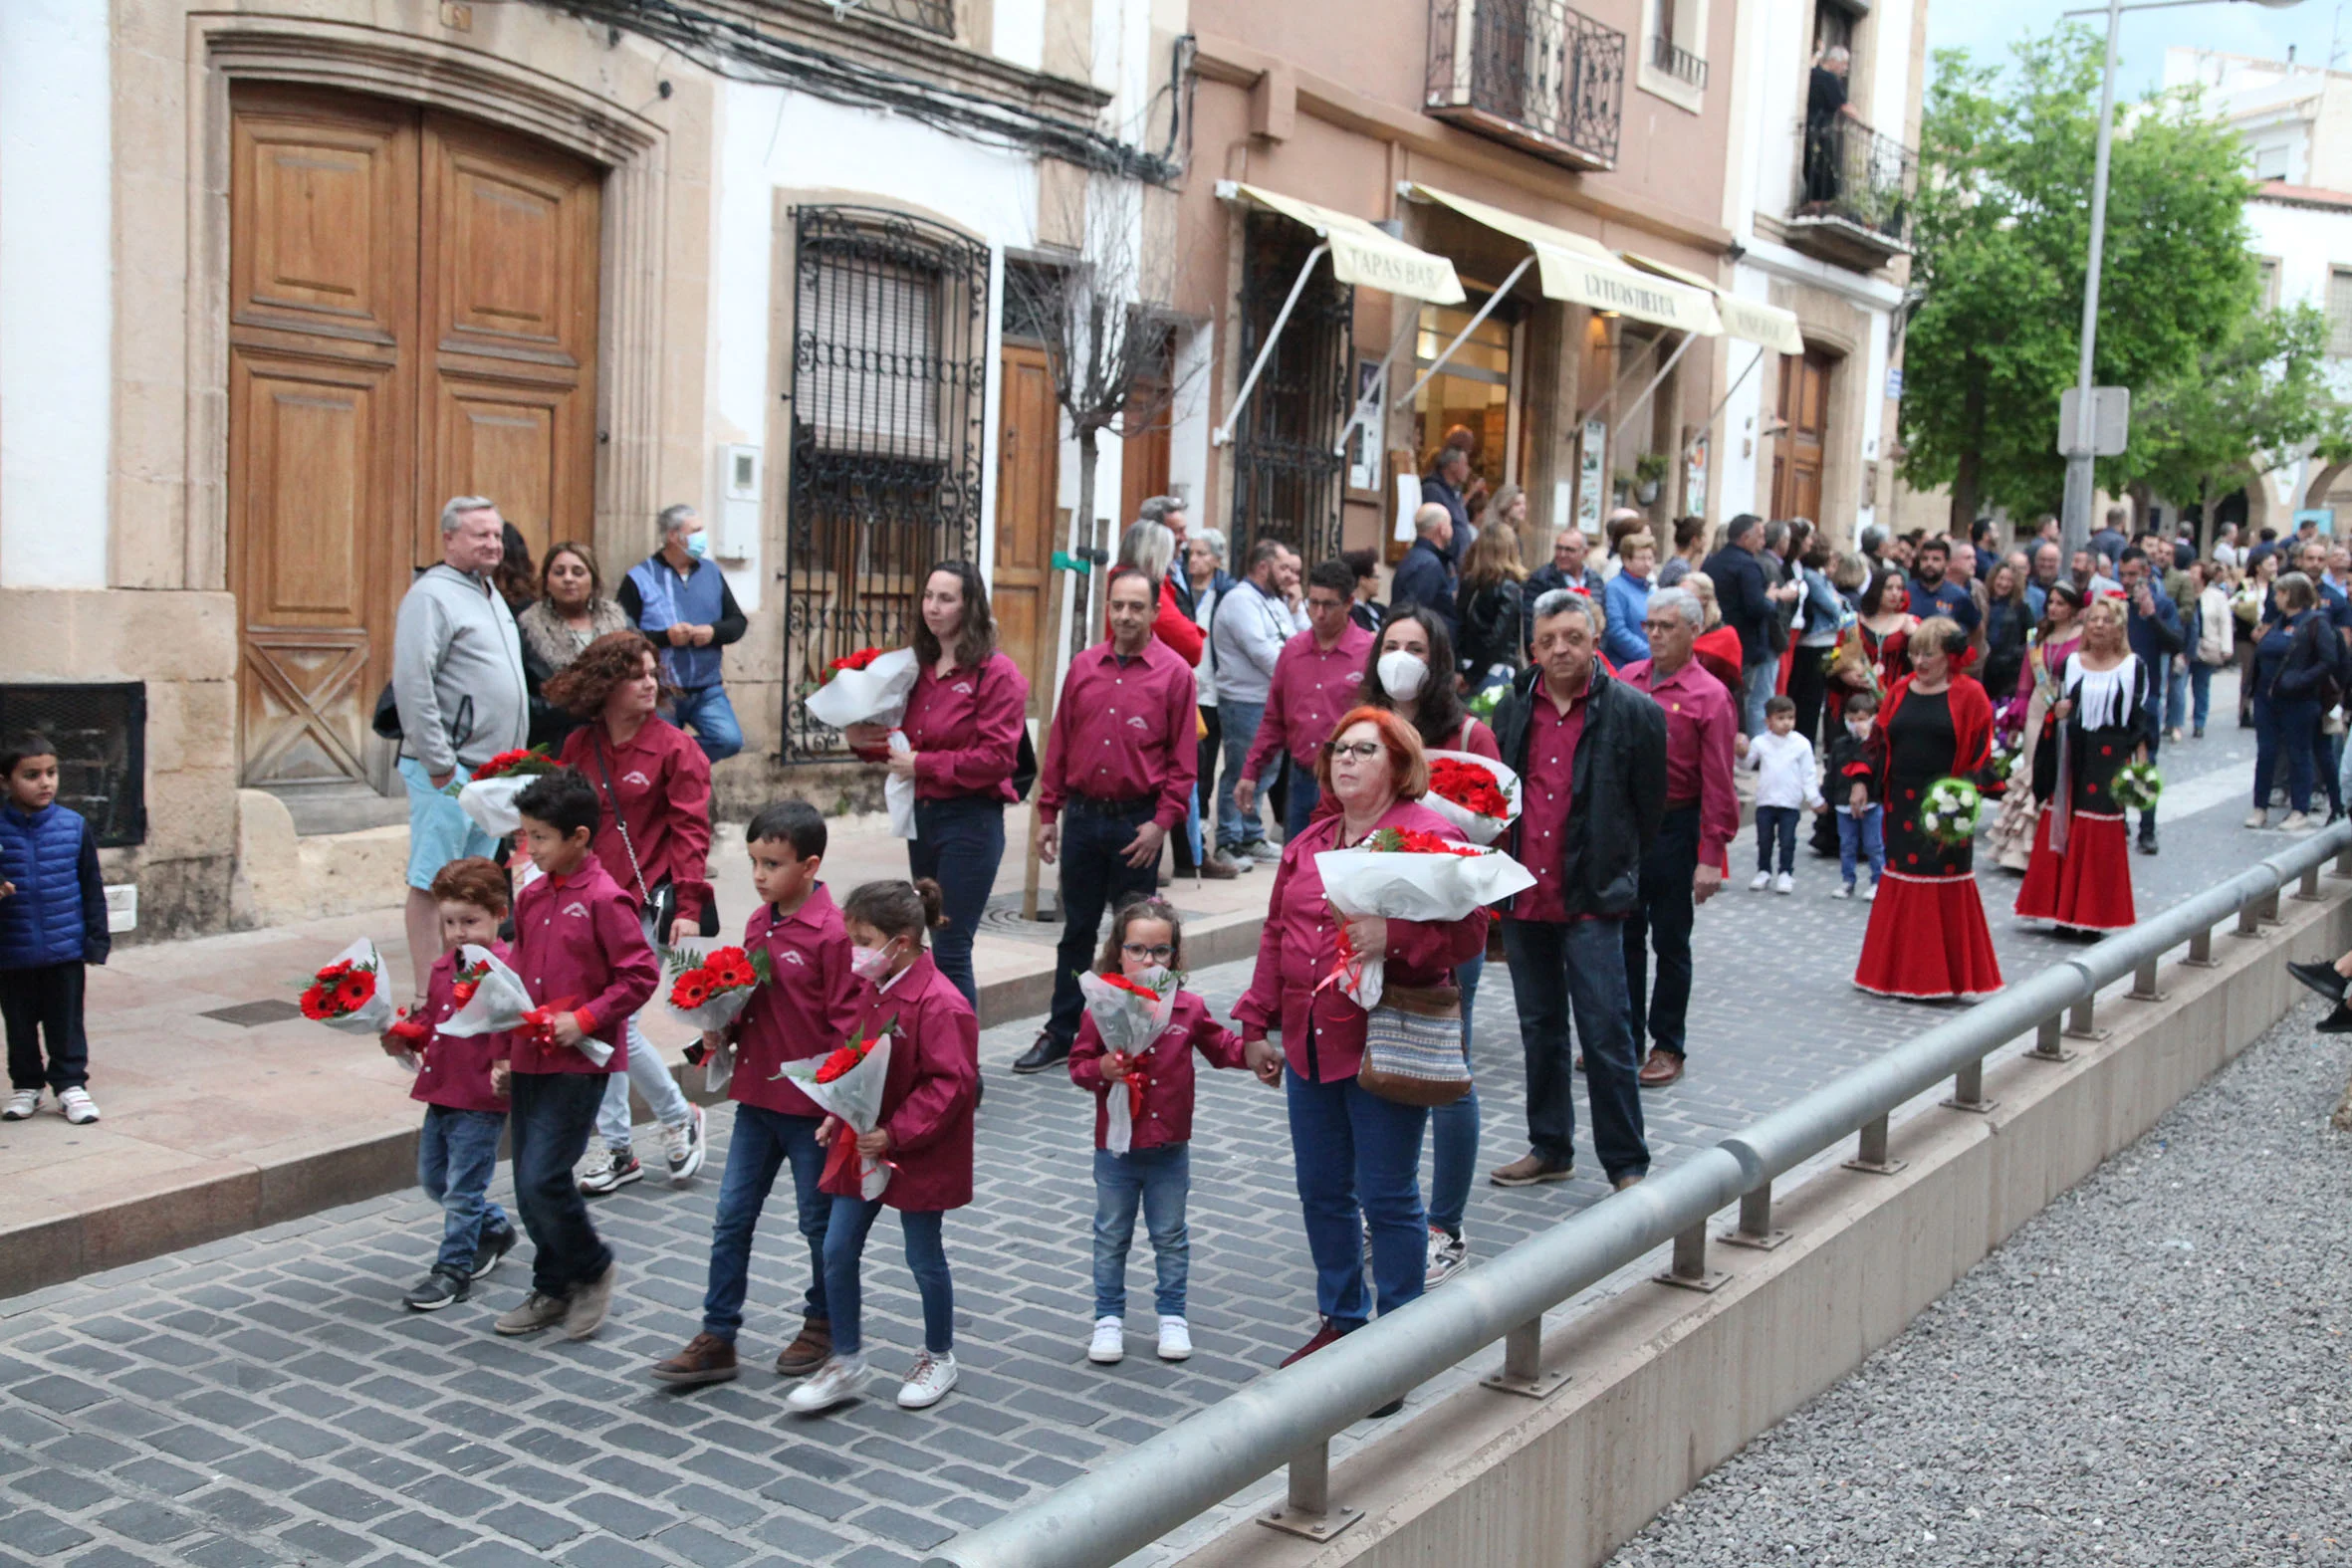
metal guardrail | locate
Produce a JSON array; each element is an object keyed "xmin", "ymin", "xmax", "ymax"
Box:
[{"xmin": 924, "ymin": 819, "xmax": 2352, "ymax": 1568}]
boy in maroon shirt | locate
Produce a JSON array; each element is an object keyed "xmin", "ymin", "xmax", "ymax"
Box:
[
  {"xmin": 383, "ymin": 857, "xmax": 520, "ymax": 1312},
  {"xmin": 489, "ymin": 770, "xmax": 659, "ymax": 1342},
  {"xmin": 651, "ymin": 800, "xmax": 863, "ymax": 1388}
]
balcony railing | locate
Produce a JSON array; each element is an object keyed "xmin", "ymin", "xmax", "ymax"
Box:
[
  {"xmin": 1649, "ymin": 32, "xmax": 1707, "ymax": 90},
  {"xmin": 840, "ymin": 0, "xmax": 954, "ymax": 37},
  {"xmin": 1789, "ymin": 114, "xmax": 1917, "ymax": 259},
  {"xmin": 1426, "ymin": 0, "xmax": 1626, "ymax": 171}
]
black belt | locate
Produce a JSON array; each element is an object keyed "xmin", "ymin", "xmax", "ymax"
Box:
[
  {"xmin": 1068, "ymin": 791, "xmax": 1155, "ymax": 816},
  {"xmin": 1664, "ymin": 798, "xmax": 1701, "ymax": 812}
]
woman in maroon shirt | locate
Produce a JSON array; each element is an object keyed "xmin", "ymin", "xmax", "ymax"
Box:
[
  {"xmin": 1235, "ymin": 706, "xmax": 1487, "ymax": 1379},
  {"xmin": 846, "ymin": 562, "xmax": 1030, "ymax": 1010}
]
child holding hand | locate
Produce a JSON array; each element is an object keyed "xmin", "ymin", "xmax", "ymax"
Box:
[
  {"xmin": 1827, "ymin": 692, "xmax": 1887, "ymax": 900},
  {"xmin": 389, "ymin": 857, "xmax": 520, "ymax": 1312},
  {"xmin": 1068, "ymin": 897, "xmax": 1249, "ymax": 1366}
]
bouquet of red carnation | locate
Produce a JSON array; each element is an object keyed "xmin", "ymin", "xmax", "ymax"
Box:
[
  {"xmin": 802, "ymin": 645, "xmax": 918, "ymax": 732},
  {"xmin": 1313, "ymin": 832, "xmax": 1534, "ymax": 1009},
  {"xmin": 662, "ymin": 944, "xmax": 770, "ymax": 1032},
  {"xmin": 779, "ymin": 1018, "xmax": 898, "ymax": 1199},
  {"xmin": 301, "ymin": 938, "xmax": 397, "ymax": 1036},
  {"xmin": 1421, "ymin": 752, "xmax": 1522, "ymax": 845},
  {"xmin": 1076, "ymin": 967, "xmax": 1180, "ymax": 1154},
  {"xmin": 818, "ymin": 647, "xmax": 888, "ymax": 686},
  {"xmin": 445, "ymin": 746, "xmax": 559, "ymax": 834}
]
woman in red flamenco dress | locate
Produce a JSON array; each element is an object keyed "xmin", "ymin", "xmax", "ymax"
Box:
[
  {"xmin": 2013, "ymin": 594, "xmax": 2144, "ymax": 935},
  {"xmin": 1854, "ymin": 616, "xmax": 2004, "ymax": 1002}
]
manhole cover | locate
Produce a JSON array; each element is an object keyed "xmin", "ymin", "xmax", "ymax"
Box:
[{"xmin": 200, "ymin": 999, "xmax": 306, "ymax": 1027}]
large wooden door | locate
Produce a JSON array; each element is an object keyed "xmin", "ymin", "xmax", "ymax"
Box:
[
  {"xmin": 228, "ymin": 86, "xmax": 599, "ymax": 787},
  {"xmin": 1770, "ymin": 347, "xmax": 1831, "ymax": 527},
  {"xmin": 995, "ymin": 342, "xmax": 1060, "ymax": 713}
]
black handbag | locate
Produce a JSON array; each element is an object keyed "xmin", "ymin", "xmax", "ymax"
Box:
[{"xmin": 1010, "ymin": 728, "xmax": 1039, "ymax": 802}]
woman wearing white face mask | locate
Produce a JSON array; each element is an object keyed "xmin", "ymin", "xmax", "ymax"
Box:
[{"xmin": 1354, "ymin": 606, "xmax": 1499, "ymax": 1290}]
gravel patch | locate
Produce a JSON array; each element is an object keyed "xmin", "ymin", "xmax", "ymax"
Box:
[{"xmin": 1609, "ymin": 998, "xmax": 2352, "ymax": 1567}]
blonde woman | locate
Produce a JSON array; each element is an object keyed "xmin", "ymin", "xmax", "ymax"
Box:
[{"xmin": 1457, "ymin": 514, "xmax": 1530, "ymax": 697}]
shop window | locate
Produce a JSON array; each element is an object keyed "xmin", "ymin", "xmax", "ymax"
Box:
[{"xmin": 1414, "ymin": 293, "xmax": 1521, "ymax": 504}]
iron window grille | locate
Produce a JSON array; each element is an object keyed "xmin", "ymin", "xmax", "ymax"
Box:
[
  {"xmin": 1792, "ymin": 115, "xmax": 1918, "ymax": 251},
  {"xmin": 0, "ymin": 683, "xmax": 147, "ymax": 848},
  {"xmin": 1228, "ymin": 210, "xmax": 1354, "ymax": 572},
  {"xmin": 1649, "ymin": 32, "xmax": 1707, "ymax": 90},
  {"xmin": 781, "ymin": 205, "xmax": 990, "ymax": 760},
  {"xmin": 1425, "ymin": 0, "xmax": 1626, "ymax": 171}
]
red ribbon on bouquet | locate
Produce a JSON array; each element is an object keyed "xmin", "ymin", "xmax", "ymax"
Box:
[{"xmin": 819, "ymin": 1121, "xmax": 897, "ymax": 1190}]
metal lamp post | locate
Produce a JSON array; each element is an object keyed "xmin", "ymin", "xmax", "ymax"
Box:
[{"xmin": 2057, "ymin": 0, "xmax": 2302, "ymax": 560}]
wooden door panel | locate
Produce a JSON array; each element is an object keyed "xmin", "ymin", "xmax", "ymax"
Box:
[
  {"xmin": 234, "ymin": 359, "xmax": 395, "ymax": 624},
  {"xmin": 229, "ymin": 90, "xmax": 415, "ymax": 346},
  {"xmin": 996, "ymin": 343, "xmax": 1058, "ymax": 710},
  {"xmin": 430, "ymin": 383, "xmax": 566, "ymax": 561}
]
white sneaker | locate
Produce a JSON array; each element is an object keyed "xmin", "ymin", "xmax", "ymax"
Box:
[
  {"xmin": 2246, "ymin": 809, "xmax": 2269, "ymax": 829},
  {"xmin": 664, "ymin": 1103, "xmax": 706, "ymax": 1184},
  {"xmin": 1832, "ymin": 883, "xmax": 1853, "ymax": 900},
  {"xmin": 1863, "ymin": 882, "xmax": 1879, "ymax": 902},
  {"xmin": 58, "ymin": 1088, "xmax": 98, "ymax": 1125},
  {"xmin": 2, "ymin": 1089, "xmax": 38, "ymax": 1121},
  {"xmin": 1156, "ymin": 1317, "xmax": 1193, "ymax": 1361},
  {"xmin": 785, "ymin": 1353, "xmax": 870, "ymax": 1414},
  {"xmin": 1087, "ymin": 1316, "xmax": 1125, "ymax": 1364},
  {"xmin": 896, "ymin": 1351, "xmax": 958, "ymax": 1409},
  {"xmin": 1245, "ymin": 840, "xmax": 1282, "ymax": 864},
  {"xmin": 1773, "ymin": 873, "xmax": 1794, "ymax": 896},
  {"xmin": 1425, "ymin": 1226, "xmax": 1469, "ymax": 1289},
  {"xmin": 1748, "ymin": 870, "xmax": 1772, "ymax": 891},
  {"xmin": 2282, "ymin": 811, "xmax": 2316, "ymax": 833}
]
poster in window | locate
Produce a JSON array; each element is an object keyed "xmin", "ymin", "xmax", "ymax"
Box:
[
  {"xmin": 1577, "ymin": 419, "xmax": 1607, "ymax": 534},
  {"xmin": 1347, "ymin": 357, "xmax": 1386, "ymax": 494}
]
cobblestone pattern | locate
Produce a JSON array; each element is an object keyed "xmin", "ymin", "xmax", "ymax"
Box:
[{"xmin": 0, "ymin": 730, "xmax": 2295, "ymax": 1567}]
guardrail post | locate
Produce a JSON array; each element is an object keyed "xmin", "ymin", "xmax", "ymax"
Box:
[
  {"xmin": 1941, "ymin": 1055, "xmax": 1998, "ymax": 1114},
  {"xmin": 2295, "ymin": 863, "xmax": 2325, "ymax": 902},
  {"xmin": 2259, "ymin": 888, "xmax": 2284, "ymax": 928},
  {"xmin": 2062, "ymin": 992, "xmax": 2109, "ymax": 1042},
  {"xmin": 2236, "ymin": 897, "xmax": 2266, "ymax": 938},
  {"xmin": 1653, "ymin": 1222, "xmax": 1729, "ymax": 1291},
  {"xmin": 1841, "ymin": 1112, "xmax": 1907, "ymax": 1175},
  {"xmin": 1481, "ymin": 1318, "xmax": 1568, "ymax": 1400},
  {"xmin": 2128, "ymin": 957, "xmax": 2167, "ymax": 1003},
  {"xmin": 2028, "ymin": 1012, "xmax": 2076, "ymax": 1063},
  {"xmin": 2335, "ymin": 841, "xmax": 2352, "ymax": 878},
  {"xmin": 1260, "ymin": 1441, "xmax": 1362, "ymax": 1541},
  {"xmin": 1719, "ymin": 1182, "xmax": 1790, "ymax": 1250},
  {"xmin": 2183, "ymin": 924, "xmax": 2219, "ymax": 969}
]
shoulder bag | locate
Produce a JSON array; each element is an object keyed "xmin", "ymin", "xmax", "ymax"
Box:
[
  {"xmin": 1356, "ymin": 982, "xmax": 1473, "ymax": 1107},
  {"xmin": 588, "ymin": 731, "xmax": 720, "ymax": 939}
]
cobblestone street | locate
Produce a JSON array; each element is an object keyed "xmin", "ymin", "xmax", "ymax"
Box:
[{"xmin": 0, "ymin": 724, "xmax": 2297, "ymax": 1568}]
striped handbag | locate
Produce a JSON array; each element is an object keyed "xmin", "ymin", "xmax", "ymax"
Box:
[{"xmin": 1356, "ymin": 983, "xmax": 1473, "ymax": 1107}]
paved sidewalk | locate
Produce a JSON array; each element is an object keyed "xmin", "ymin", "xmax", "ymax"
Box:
[{"xmin": 0, "ymin": 715, "xmax": 2311, "ymax": 1568}]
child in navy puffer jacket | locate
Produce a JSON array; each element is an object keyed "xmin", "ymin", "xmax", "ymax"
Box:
[{"xmin": 0, "ymin": 733, "xmax": 109, "ymax": 1125}]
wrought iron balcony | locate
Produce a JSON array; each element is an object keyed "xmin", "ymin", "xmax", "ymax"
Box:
[
  {"xmin": 1426, "ymin": 0, "xmax": 1626, "ymax": 172},
  {"xmin": 1787, "ymin": 114, "xmax": 1917, "ymax": 266},
  {"xmin": 1649, "ymin": 33, "xmax": 1707, "ymax": 91},
  {"xmin": 837, "ymin": 0, "xmax": 954, "ymax": 37}
]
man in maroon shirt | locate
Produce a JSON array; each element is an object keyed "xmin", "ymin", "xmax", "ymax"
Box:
[
  {"xmin": 1016, "ymin": 568, "xmax": 1200, "ymax": 1073},
  {"xmin": 1616, "ymin": 585, "xmax": 1738, "ymax": 1089},
  {"xmin": 1235, "ymin": 560, "xmax": 1375, "ymax": 838}
]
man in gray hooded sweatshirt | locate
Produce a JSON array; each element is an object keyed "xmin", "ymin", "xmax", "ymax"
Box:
[{"xmin": 392, "ymin": 496, "xmax": 530, "ymax": 999}]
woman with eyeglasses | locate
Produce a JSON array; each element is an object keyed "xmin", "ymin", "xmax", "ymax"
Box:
[{"xmin": 1233, "ymin": 707, "xmax": 1488, "ymax": 1388}]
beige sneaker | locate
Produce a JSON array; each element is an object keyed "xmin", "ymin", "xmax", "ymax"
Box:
[
  {"xmin": 493, "ymin": 1290, "xmax": 569, "ymax": 1336},
  {"xmin": 564, "ymin": 1262, "xmax": 617, "ymax": 1340}
]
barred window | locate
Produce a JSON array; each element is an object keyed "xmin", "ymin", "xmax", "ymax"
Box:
[{"xmin": 2328, "ymin": 267, "xmax": 2352, "ymax": 357}]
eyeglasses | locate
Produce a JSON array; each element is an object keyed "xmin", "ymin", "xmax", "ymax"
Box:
[
  {"xmin": 1120, "ymin": 943, "xmax": 1176, "ymax": 962},
  {"xmin": 1328, "ymin": 741, "xmax": 1384, "ymax": 762}
]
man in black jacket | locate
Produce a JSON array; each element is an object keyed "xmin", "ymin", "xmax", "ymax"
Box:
[
  {"xmin": 1488, "ymin": 589, "xmax": 1668, "ymax": 1193},
  {"xmin": 1702, "ymin": 514, "xmax": 1787, "ymax": 737},
  {"xmin": 1390, "ymin": 504, "xmax": 1459, "ymax": 636}
]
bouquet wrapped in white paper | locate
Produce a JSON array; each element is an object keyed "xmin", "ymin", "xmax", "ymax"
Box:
[
  {"xmin": 300, "ymin": 937, "xmax": 399, "ymax": 1036},
  {"xmin": 441, "ymin": 748, "xmax": 559, "ymax": 837},
  {"xmin": 1076, "ymin": 968, "xmax": 1180, "ymax": 1154},
  {"xmin": 802, "ymin": 646, "xmax": 918, "ymax": 733},
  {"xmin": 1420, "ymin": 751, "xmax": 1522, "ymax": 845},
  {"xmin": 659, "ymin": 945, "xmax": 769, "ymax": 1033},
  {"xmin": 777, "ymin": 1022, "xmax": 896, "ymax": 1200},
  {"xmin": 1313, "ymin": 829, "xmax": 1534, "ymax": 1010},
  {"xmin": 437, "ymin": 943, "xmax": 611, "ymax": 1066}
]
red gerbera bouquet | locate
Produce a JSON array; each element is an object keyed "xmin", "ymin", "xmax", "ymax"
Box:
[
  {"xmin": 813, "ymin": 1032, "xmax": 880, "ymax": 1084},
  {"xmin": 443, "ymin": 747, "xmax": 557, "ymax": 789},
  {"xmin": 301, "ymin": 938, "xmax": 397, "ymax": 1036},
  {"xmin": 450, "ymin": 956, "xmax": 490, "ymax": 1008},
  {"xmin": 1312, "ymin": 833, "xmax": 1535, "ymax": 1008},
  {"xmin": 1422, "ymin": 752, "xmax": 1522, "ymax": 844},
  {"xmin": 819, "ymin": 647, "xmax": 888, "ymax": 686},
  {"xmin": 662, "ymin": 944, "xmax": 770, "ymax": 1031},
  {"xmin": 446, "ymin": 746, "xmax": 559, "ymax": 834},
  {"xmin": 780, "ymin": 1017, "xmax": 900, "ymax": 1199}
]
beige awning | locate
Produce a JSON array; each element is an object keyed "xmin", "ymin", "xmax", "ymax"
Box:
[
  {"xmin": 1405, "ymin": 183, "xmax": 1723, "ymax": 336},
  {"xmin": 1220, "ymin": 182, "xmax": 1466, "ymax": 304},
  {"xmin": 1625, "ymin": 253, "xmax": 1805, "ymax": 354}
]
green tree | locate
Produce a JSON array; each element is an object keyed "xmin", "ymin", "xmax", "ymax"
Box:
[{"xmin": 1899, "ymin": 25, "xmax": 2258, "ymax": 526}]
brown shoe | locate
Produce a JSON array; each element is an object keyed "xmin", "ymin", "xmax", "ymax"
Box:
[
  {"xmin": 1199, "ymin": 854, "xmax": 1240, "ymax": 880},
  {"xmin": 774, "ymin": 1318, "xmax": 832, "ymax": 1378},
  {"xmin": 1489, "ymin": 1152, "xmax": 1574, "ymax": 1187},
  {"xmin": 651, "ymin": 1332, "xmax": 739, "ymax": 1387},
  {"xmin": 1637, "ymin": 1049, "xmax": 1685, "ymax": 1088}
]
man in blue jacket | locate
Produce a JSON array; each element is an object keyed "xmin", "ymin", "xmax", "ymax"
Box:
[
  {"xmin": 620, "ymin": 505, "xmax": 749, "ymax": 763},
  {"xmin": 2117, "ymin": 549, "xmax": 2184, "ymax": 854}
]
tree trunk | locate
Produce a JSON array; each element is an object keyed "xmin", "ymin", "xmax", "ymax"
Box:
[{"xmin": 1022, "ymin": 429, "xmax": 1100, "ymax": 925}]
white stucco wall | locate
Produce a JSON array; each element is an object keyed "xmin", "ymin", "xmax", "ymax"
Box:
[
  {"xmin": 2244, "ymin": 193, "xmax": 2352, "ymax": 515},
  {"xmin": 0, "ymin": 0, "xmax": 112, "ymax": 590}
]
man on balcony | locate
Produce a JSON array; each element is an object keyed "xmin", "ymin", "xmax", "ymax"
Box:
[{"xmin": 1804, "ymin": 46, "xmax": 1864, "ymax": 209}]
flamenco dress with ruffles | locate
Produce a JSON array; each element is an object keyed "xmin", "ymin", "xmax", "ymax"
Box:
[
  {"xmin": 2013, "ymin": 653, "xmax": 2144, "ymax": 932},
  {"xmin": 1853, "ymin": 674, "xmax": 2005, "ymax": 1001}
]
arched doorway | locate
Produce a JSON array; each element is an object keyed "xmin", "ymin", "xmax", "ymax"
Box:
[{"xmin": 226, "ymin": 83, "xmax": 600, "ymax": 792}]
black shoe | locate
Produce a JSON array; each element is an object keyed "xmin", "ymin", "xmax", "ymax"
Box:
[
  {"xmin": 470, "ymin": 1225, "xmax": 518, "ymax": 1280},
  {"xmin": 1367, "ymin": 1396, "xmax": 1405, "ymax": 1419},
  {"xmin": 403, "ymin": 1265, "xmax": 472, "ymax": 1312},
  {"xmin": 2138, "ymin": 823, "xmax": 2158, "ymax": 855},
  {"xmin": 1012, "ymin": 1032, "xmax": 1070, "ymax": 1074},
  {"xmin": 2288, "ymin": 960, "xmax": 2351, "ymax": 1005},
  {"xmin": 2319, "ymin": 1003, "xmax": 2352, "ymax": 1034},
  {"xmin": 2193, "ymin": 725, "xmax": 2205, "ymax": 739}
]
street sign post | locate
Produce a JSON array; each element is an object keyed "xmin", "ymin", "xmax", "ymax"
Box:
[{"xmin": 2057, "ymin": 385, "xmax": 2130, "ymax": 457}]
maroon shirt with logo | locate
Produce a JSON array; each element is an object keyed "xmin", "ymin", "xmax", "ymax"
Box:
[
  {"xmin": 410, "ymin": 943, "xmax": 512, "ymax": 1114},
  {"xmin": 560, "ymin": 716, "xmax": 714, "ymax": 924},
  {"xmin": 820, "ymin": 952, "xmax": 979, "ymax": 1212},
  {"xmin": 726, "ymin": 884, "xmax": 863, "ymax": 1120},
  {"xmin": 1037, "ymin": 638, "xmax": 1200, "ymax": 829},
  {"xmin": 898, "ymin": 652, "xmax": 1030, "ymax": 802},
  {"xmin": 507, "ymin": 853, "xmax": 659, "ymax": 1075},
  {"xmin": 1067, "ymin": 991, "xmax": 1248, "ymax": 1151}
]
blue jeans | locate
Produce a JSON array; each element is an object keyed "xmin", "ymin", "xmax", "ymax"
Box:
[
  {"xmin": 1285, "ymin": 770, "xmax": 1321, "ymax": 840},
  {"xmin": 702, "ymin": 1106, "xmax": 829, "ymax": 1339},
  {"xmin": 1624, "ymin": 806, "xmax": 1699, "ymax": 1059},
  {"xmin": 1091, "ymin": 1143, "xmax": 1190, "ymax": 1319},
  {"xmin": 418, "ymin": 1105, "xmax": 511, "ymax": 1274},
  {"xmin": 1755, "ymin": 805, "xmax": 1800, "ymax": 875},
  {"xmin": 2190, "ymin": 662, "xmax": 2214, "ymax": 730},
  {"xmin": 823, "ymin": 1198, "xmax": 952, "ymax": 1358},
  {"xmin": 1286, "ymin": 1068, "xmax": 1428, "ymax": 1326},
  {"xmin": 597, "ymin": 1015, "xmax": 696, "ymax": 1147},
  {"xmin": 1427, "ymin": 952, "xmax": 1482, "ymax": 1236},
  {"xmin": 669, "ymin": 685, "xmax": 743, "ymax": 764},
  {"xmin": 1741, "ymin": 659, "xmax": 1777, "ymax": 738},
  {"xmin": 1216, "ymin": 699, "xmax": 1267, "ymax": 850},
  {"xmin": 908, "ymin": 795, "xmax": 1006, "ymax": 1011},
  {"xmin": 1045, "ymin": 801, "xmax": 1159, "ymax": 1045},
  {"xmin": 2254, "ymin": 695, "xmax": 2317, "ymax": 814},
  {"xmin": 508, "ymin": 1071, "xmax": 611, "ymax": 1297},
  {"xmin": 1837, "ymin": 805, "xmax": 1886, "ymax": 887},
  {"xmin": 1503, "ymin": 917, "xmax": 1648, "ymax": 1183},
  {"xmin": 2161, "ymin": 656, "xmax": 2187, "ymax": 733}
]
